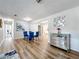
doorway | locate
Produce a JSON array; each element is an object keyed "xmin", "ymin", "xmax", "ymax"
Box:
[
  {"xmin": 4, "ymin": 21, "xmax": 13, "ymax": 40},
  {"xmin": 40, "ymin": 22, "xmax": 49, "ymax": 42},
  {"xmin": 42, "ymin": 23, "xmax": 48, "ymax": 39},
  {"xmin": 2, "ymin": 20, "xmax": 14, "ymax": 52}
]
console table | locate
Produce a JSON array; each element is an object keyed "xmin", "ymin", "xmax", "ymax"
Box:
[{"xmin": 50, "ymin": 33, "xmax": 71, "ymax": 51}]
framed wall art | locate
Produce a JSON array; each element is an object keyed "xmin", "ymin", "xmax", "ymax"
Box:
[{"xmin": 16, "ymin": 23, "xmax": 25, "ymax": 31}]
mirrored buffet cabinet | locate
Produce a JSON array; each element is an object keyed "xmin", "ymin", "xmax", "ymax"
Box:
[{"xmin": 50, "ymin": 33, "xmax": 71, "ymax": 51}]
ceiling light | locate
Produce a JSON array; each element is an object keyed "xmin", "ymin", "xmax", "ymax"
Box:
[
  {"xmin": 36, "ymin": 0, "xmax": 42, "ymax": 3},
  {"xmin": 23, "ymin": 17, "xmax": 32, "ymax": 21}
]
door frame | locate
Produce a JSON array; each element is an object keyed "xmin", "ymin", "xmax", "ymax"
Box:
[{"xmin": 3, "ymin": 19, "xmax": 14, "ymax": 40}]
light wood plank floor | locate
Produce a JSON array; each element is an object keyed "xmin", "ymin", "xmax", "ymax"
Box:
[
  {"xmin": 14, "ymin": 38, "xmax": 79, "ymax": 59},
  {"xmin": 0, "ymin": 38, "xmax": 15, "ymax": 54}
]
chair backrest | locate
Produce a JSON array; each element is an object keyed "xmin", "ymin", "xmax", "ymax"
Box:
[
  {"xmin": 29, "ymin": 31, "xmax": 34, "ymax": 40},
  {"xmin": 35, "ymin": 32, "xmax": 39, "ymax": 37},
  {"xmin": 29, "ymin": 31, "xmax": 34, "ymax": 36},
  {"xmin": 23, "ymin": 31, "xmax": 28, "ymax": 36}
]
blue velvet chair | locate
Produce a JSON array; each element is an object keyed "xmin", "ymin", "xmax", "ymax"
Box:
[
  {"xmin": 34, "ymin": 32, "xmax": 39, "ymax": 40},
  {"xmin": 23, "ymin": 31, "xmax": 28, "ymax": 40},
  {"xmin": 28, "ymin": 31, "xmax": 34, "ymax": 41}
]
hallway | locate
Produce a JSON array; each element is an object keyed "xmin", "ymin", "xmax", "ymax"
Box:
[{"xmin": 14, "ymin": 39, "xmax": 79, "ymax": 59}]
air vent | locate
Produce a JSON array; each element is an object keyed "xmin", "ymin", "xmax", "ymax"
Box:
[{"xmin": 36, "ymin": 0, "xmax": 42, "ymax": 3}]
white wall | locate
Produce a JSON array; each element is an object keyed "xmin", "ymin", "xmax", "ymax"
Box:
[
  {"xmin": 30, "ymin": 18, "xmax": 49, "ymax": 32},
  {"xmin": 48, "ymin": 6, "xmax": 79, "ymax": 52},
  {"xmin": 29, "ymin": 24, "xmax": 38, "ymax": 32},
  {"xmin": 30, "ymin": 6, "xmax": 79, "ymax": 52},
  {"xmin": 14, "ymin": 20, "xmax": 29, "ymax": 39}
]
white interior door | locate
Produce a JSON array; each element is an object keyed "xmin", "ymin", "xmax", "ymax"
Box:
[{"xmin": 5, "ymin": 24, "xmax": 12, "ymax": 39}]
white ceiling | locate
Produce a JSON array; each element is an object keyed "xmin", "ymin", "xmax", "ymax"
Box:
[{"xmin": 0, "ymin": 0, "xmax": 79, "ymax": 21}]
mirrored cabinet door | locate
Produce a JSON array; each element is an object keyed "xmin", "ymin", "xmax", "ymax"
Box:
[{"xmin": 50, "ymin": 33, "xmax": 70, "ymax": 51}]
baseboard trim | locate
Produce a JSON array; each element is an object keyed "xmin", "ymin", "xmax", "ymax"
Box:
[
  {"xmin": 50, "ymin": 45, "xmax": 68, "ymax": 52},
  {"xmin": 71, "ymin": 50, "xmax": 79, "ymax": 56},
  {"xmin": 15, "ymin": 38, "xmax": 24, "ymax": 40},
  {"xmin": 50, "ymin": 45, "xmax": 79, "ymax": 56}
]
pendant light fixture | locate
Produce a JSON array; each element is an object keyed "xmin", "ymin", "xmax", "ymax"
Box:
[{"xmin": 36, "ymin": 0, "xmax": 42, "ymax": 3}]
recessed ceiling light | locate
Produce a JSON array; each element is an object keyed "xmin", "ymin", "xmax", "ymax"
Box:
[{"xmin": 23, "ymin": 17, "xmax": 32, "ymax": 21}]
